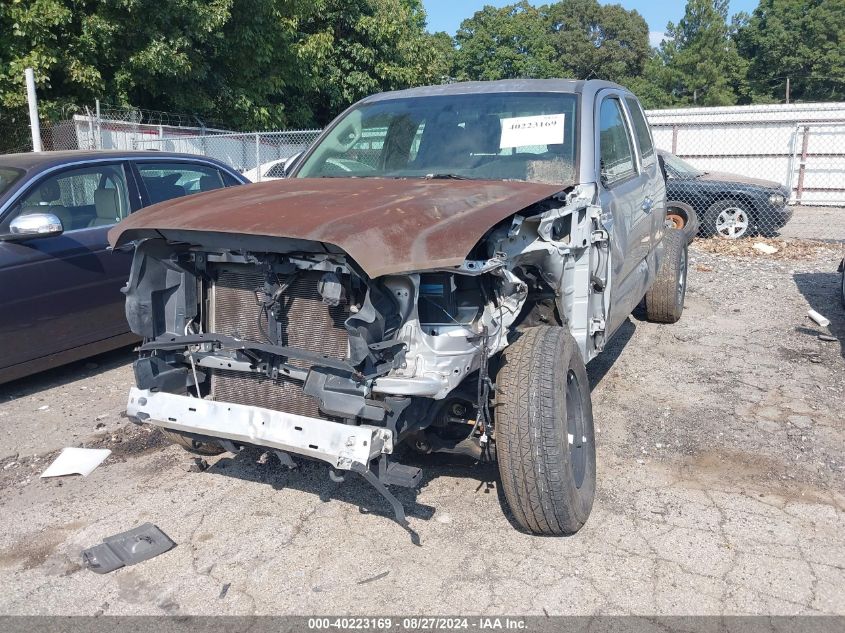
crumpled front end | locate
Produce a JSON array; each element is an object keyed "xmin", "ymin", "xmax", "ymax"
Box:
[{"xmin": 121, "ymin": 182, "xmax": 611, "ymax": 524}]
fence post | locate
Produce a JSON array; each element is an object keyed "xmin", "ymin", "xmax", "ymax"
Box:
[
  {"xmin": 255, "ymin": 133, "xmax": 261, "ymax": 182},
  {"xmin": 671, "ymin": 124, "xmax": 678, "ymax": 154},
  {"xmin": 796, "ymin": 125, "xmax": 810, "ymax": 205},
  {"xmin": 24, "ymin": 68, "xmax": 43, "ymax": 152},
  {"xmin": 95, "ymin": 99, "xmax": 102, "ymax": 149},
  {"xmin": 85, "ymin": 106, "xmax": 95, "ymax": 149}
]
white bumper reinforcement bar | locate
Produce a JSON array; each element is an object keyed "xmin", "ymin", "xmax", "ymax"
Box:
[{"xmin": 126, "ymin": 388, "xmax": 393, "ymax": 469}]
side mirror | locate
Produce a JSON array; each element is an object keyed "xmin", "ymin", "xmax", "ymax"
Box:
[
  {"xmin": 7, "ymin": 213, "xmax": 64, "ymax": 240},
  {"xmin": 282, "ymin": 151, "xmax": 303, "ymax": 177}
]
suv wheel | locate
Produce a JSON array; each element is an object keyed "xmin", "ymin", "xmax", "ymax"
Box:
[
  {"xmin": 496, "ymin": 326, "xmax": 596, "ymax": 535},
  {"xmin": 160, "ymin": 429, "xmax": 225, "ymax": 456},
  {"xmin": 645, "ymin": 229, "xmax": 687, "ymax": 324}
]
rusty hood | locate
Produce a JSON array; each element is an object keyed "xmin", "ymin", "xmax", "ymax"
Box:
[{"xmin": 109, "ymin": 178, "xmax": 565, "ymax": 277}]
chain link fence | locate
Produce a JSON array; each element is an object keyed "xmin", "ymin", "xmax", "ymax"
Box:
[
  {"xmin": 647, "ymin": 102, "xmax": 845, "ymax": 243},
  {"xmin": 133, "ymin": 130, "xmax": 322, "ymax": 181},
  {"xmin": 4, "ymin": 100, "xmax": 845, "ymax": 243}
]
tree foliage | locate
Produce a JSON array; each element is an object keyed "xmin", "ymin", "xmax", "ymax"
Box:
[
  {"xmin": 736, "ymin": 0, "xmax": 845, "ymax": 102},
  {"xmin": 1, "ymin": 0, "xmax": 844, "ymax": 139},
  {"xmin": 0, "ymin": 0, "xmax": 447, "ymax": 130},
  {"xmin": 452, "ymin": 0, "xmax": 650, "ymax": 84},
  {"xmin": 651, "ymin": 0, "xmax": 748, "ymax": 106}
]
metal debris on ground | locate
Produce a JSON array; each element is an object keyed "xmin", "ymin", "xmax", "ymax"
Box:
[
  {"xmin": 40, "ymin": 447, "xmax": 111, "ymax": 478},
  {"xmin": 81, "ymin": 523, "xmax": 176, "ymax": 574}
]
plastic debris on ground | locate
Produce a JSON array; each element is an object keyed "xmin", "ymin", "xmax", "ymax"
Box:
[
  {"xmin": 81, "ymin": 523, "xmax": 176, "ymax": 574},
  {"xmin": 40, "ymin": 447, "xmax": 111, "ymax": 478},
  {"xmin": 808, "ymin": 309, "xmax": 831, "ymax": 327}
]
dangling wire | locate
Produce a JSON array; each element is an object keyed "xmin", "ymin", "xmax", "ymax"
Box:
[{"xmin": 474, "ymin": 325, "xmax": 495, "ymax": 462}]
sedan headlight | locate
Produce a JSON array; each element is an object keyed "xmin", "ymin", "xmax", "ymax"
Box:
[{"xmin": 769, "ymin": 193, "xmax": 786, "ymax": 206}]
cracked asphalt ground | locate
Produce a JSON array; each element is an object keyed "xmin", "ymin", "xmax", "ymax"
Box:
[{"xmin": 0, "ymin": 242, "xmax": 843, "ymax": 616}]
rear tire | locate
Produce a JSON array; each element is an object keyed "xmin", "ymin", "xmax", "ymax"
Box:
[
  {"xmin": 496, "ymin": 326, "xmax": 596, "ymax": 535},
  {"xmin": 160, "ymin": 429, "xmax": 225, "ymax": 456},
  {"xmin": 645, "ymin": 229, "xmax": 687, "ymax": 324}
]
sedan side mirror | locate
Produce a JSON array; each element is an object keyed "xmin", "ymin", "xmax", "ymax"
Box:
[{"xmin": 7, "ymin": 213, "xmax": 64, "ymax": 240}]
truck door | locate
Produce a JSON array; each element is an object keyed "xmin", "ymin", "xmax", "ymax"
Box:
[
  {"xmin": 595, "ymin": 94, "xmax": 651, "ymax": 335},
  {"xmin": 624, "ymin": 96, "xmax": 664, "ymax": 272}
]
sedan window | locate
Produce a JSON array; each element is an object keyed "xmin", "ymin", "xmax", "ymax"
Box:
[
  {"xmin": 136, "ymin": 162, "xmax": 225, "ymax": 204},
  {"xmin": 0, "ymin": 163, "xmax": 129, "ymax": 233},
  {"xmin": 0, "ymin": 167, "xmax": 23, "ymax": 197}
]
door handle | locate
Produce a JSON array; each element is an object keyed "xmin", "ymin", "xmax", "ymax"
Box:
[{"xmin": 641, "ymin": 197, "xmax": 654, "ymax": 212}]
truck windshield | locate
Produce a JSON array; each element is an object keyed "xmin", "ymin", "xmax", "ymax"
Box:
[
  {"xmin": 296, "ymin": 92, "xmax": 579, "ymax": 184},
  {"xmin": 0, "ymin": 167, "xmax": 23, "ymax": 197}
]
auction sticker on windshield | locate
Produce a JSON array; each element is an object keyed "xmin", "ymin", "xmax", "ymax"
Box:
[{"xmin": 499, "ymin": 114, "xmax": 565, "ymax": 149}]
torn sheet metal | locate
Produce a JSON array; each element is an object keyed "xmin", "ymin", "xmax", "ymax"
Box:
[
  {"xmin": 40, "ymin": 447, "xmax": 111, "ymax": 478},
  {"xmin": 82, "ymin": 523, "xmax": 176, "ymax": 574}
]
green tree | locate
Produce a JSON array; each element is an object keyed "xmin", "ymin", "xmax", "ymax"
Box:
[
  {"xmin": 453, "ymin": 2, "xmax": 554, "ymax": 81},
  {"xmin": 737, "ymin": 0, "xmax": 845, "ymax": 102},
  {"xmin": 453, "ymin": 1, "xmax": 650, "ymax": 85},
  {"xmin": 0, "ymin": 0, "xmax": 446, "ymax": 137},
  {"xmin": 297, "ymin": 0, "xmax": 448, "ymax": 124},
  {"xmin": 545, "ymin": 0, "xmax": 650, "ymax": 82},
  {"xmin": 657, "ymin": 0, "xmax": 748, "ymax": 106}
]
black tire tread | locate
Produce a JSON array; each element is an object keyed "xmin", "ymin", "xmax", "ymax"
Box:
[
  {"xmin": 496, "ymin": 326, "xmax": 594, "ymax": 535},
  {"xmin": 645, "ymin": 229, "xmax": 686, "ymax": 324}
]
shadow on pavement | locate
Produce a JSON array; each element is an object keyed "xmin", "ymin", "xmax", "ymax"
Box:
[
  {"xmin": 0, "ymin": 346, "xmax": 136, "ymax": 401},
  {"xmin": 587, "ymin": 318, "xmax": 636, "ymax": 391},
  {"xmin": 206, "ymin": 446, "xmax": 506, "ymax": 528},
  {"xmin": 793, "ymin": 270, "xmax": 845, "ymax": 360}
]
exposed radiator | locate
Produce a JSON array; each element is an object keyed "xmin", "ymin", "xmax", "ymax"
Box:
[{"xmin": 208, "ymin": 266, "xmax": 349, "ymax": 419}]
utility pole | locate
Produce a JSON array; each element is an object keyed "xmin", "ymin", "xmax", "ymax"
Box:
[
  {"xmin": 24, "ymin": 68, "xmax": 43, "ymax": 152},
  {"xmin": 785, "ymin": 77, "xmax": 790, "ymax": 104}
]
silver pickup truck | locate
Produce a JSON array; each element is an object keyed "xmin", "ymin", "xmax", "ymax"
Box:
[{"xmin": 110, "ymin": 79, "xmax": 687, "ymax": 535}]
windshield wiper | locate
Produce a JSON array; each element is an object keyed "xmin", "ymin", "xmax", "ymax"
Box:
[{"xmin": 424, "ymin": 173, "xmax": 471, "ymax": 180}]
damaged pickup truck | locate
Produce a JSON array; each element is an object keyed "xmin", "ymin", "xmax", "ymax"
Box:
[{"xmin": 110, "ymin": 79, "xmax": 687, "ymax": 535}]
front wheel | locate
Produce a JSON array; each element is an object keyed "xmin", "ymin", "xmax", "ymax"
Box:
[
  {"xmin": 704, "ymin": 199, "xmax": 752, "ymax": 239},
  {"xmin": 496, "ymin": 326, "xmax": 596, "ymax": 535}
]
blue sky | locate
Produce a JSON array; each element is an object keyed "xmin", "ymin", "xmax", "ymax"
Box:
[{"xmin": 423, "ymin": 0, "xmax": 759, "ymax": 46}]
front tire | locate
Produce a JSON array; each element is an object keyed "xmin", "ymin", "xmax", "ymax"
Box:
[
  {"xmin": 496, "ymin": 326, "xmax": 596, "ymax": 535},
  {"xmin": 704, "ymin": 199, "xmax": 751, "ymax": 239},
  {"xmin": 645, "ymin": 229, "xmax": 687, "ymax": 324}
]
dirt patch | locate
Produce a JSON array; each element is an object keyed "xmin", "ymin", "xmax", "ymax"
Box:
[
  {"xmin": 0, "ymin": 521, "xmax": 87, "ymax": 571},
  {"xmin": 693, "ymin": 236, "xmax": 843, "ymax": 260},
  {"xmin": 86, "ymin": 423, "xmax": 168, "ymax": 460},
  {"xmin": 0, "ymin": 423, "xmax": 168, "ymax": 492}
]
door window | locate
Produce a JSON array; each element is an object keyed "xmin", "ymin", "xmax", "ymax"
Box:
[
  {"xmin": 625, "ymin": 97, "xmax": 655, "ymax": 167},
  {"xmin": 1, "ymin": 163, "xmax": 129, "ymax": 233},
  {"xmin": 136, "ymin": 162, "xmax": 225, "ymax": 204},
  {"xmin": 599, "ymin": 98, "xmax": 637, "ymax": 187}
]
